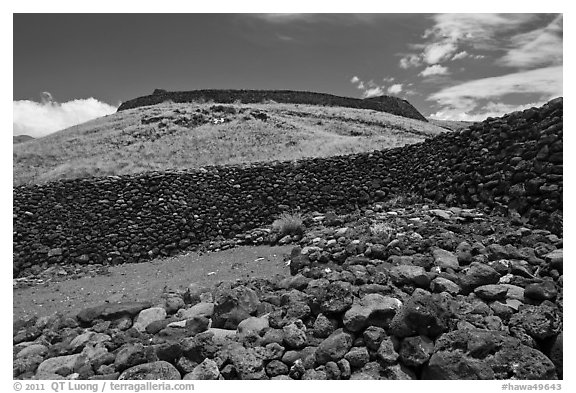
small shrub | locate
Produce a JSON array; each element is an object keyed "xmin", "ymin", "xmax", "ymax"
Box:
[
  {"xmin": 369, "ymin": 222, "xmax": 395, "ymax": 244},
  {"xmin": 370, "ymin": 222, "xmax": 393, "ymax": 237},
  {"xmin": 386, "ymin": 192, "xmax": 421, "ymax": 207},
  {"xmin": 272, "ymin": 211, "xmax": 305, "ymax": 237}
]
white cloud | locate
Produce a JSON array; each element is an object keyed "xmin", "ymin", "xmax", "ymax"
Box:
[
  {"xmin": 419, "ymin": 64, "xmax": 450, "ymax": 77},
  {"xmin": 426, "ymin": 14, "xmax": 535, "ymax": 44},
  {"xmin": 430, "ymin": 66, "xmax": 562, "ymax": 105},
  {"xmin": 399, "ymin": 14, "xmax": 560, "ymax": 71},
  {"xmin": 499, "ymin": 14, "xmax": 563, "ymax": 68},
  {"xmin": 422, "ymin": 41, "xmax": 457, "ymax": 65},
  {"xmin": 451, "ymin": 51, "xmax": 469, "ymax": 60},
  {"xmin": 387, "ymin": 84, "xmax": 403, "ymax": 94},
  {"xmin": 13, "ymin": 93, "xmax": 117, "ymax": 137},
  {"xmin": 427, "ymin": 66, "xmax": 562, "ymax": 120},
  {"xmin": 276, "ymin": 34, "xmax": 294, "ymax": 42},
  {"xmin": 399, "ymin": 54, "xmax": 421, "ymax": 69},
  {"xmin": 251, "ymin": 13, "xmax": 312, "ymax": 23},
  {"xmin": 429, "ymin": 101, "xmax": 547, "ymax": 122},
  {"xmin": 362, "ymin": 87, "xmax": 385, "ymax": 98},
  {"xmin": 350, "ymin": 76, "xmax": 404, "ymax": 98}
]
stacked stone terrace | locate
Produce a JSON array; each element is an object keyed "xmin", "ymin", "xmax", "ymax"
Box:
[{"xmin": 13, "ymin": 98, "xmax": 562, "ymax": 276}]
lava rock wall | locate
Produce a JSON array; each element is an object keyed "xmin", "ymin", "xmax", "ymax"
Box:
[
  {"xmin": 13, "ymin": 99, "xmax": 562, "ymax": 276},
  {"xmin": 116, "ymin": 89, "xmax": 428, "ymax": 122}
]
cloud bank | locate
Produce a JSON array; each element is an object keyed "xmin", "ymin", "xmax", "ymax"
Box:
[
  {"xmin": 498, "ymin": 14, "xmax": 563, "ymax": 68},
  {"xmin": 399, "ymin": 14, "xmax": 561, "ymax": 72},
  {"xmin": 428, "ymin": 66, "xmax": 562, "ymax": 121},
  {"xmin": 13, "ymin": 93, "xmax": 117, "ymax": 137}
]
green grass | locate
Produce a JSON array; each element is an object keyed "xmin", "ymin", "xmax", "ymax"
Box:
[{"xmin": 13, "ymin": 102, "xmax": 450, "ymax": 186}]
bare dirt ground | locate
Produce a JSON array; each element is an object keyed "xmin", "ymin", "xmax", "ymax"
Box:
[{"xmin": 13, "ymin": 245, "xmax": 293, "ymax": 321}]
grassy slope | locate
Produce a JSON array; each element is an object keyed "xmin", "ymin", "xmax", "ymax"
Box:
[
  {"xmin": 14, "ymin": 102, "xmax": 449, "ymax": 186},
  {"xmin": 428, "ymin": 119, "xmax": 475, "ymax": 132},
  {"xmin": 13, "ymin": 135, "xmax": 35, "ymax": 144}
]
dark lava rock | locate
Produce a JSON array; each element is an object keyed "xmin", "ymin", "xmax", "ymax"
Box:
[
  {"xmin": 350, "ymin": 361, "xmax": 386, "ymax": 380},
  {"xmin": 430, "ymin": 277, "xmax": 460, "ymax": 295},
  {"xmin": 399, "ymin": 335, "xmax": 434, "ymax": 367},
  {"xmin": 180, "ymin": 331, "xmax": 220, "ymax": 363},
  {"xmin": 320, "ymin": 281, "xmax": 354, "ymax": 314},
  {"xmin": 544, "ymin": 249, "xmax": 563, "ymax": 271},
  {"xmin": 432, "ymin": 248, "xmax": 460, "ymax": 270},
  {"xmin": 226, "ymin": 344, "xmax": 267, "ymax": 380},
  {"xmin": 183, "ymin": 358, "xmax": 220, "ymax": 380},
  {"xmin": 460, "ymin": 262, "xmax": 501, "ymax": 294},
  {"xmin": 474, "ymin": 284, "xmax": 508, "ymax": 301},
  {"xmin": 211, "ymin": 285, "xmax": 260, "ymax": 329},
  {"xmin": 282, "ymin": 322, "xmax": 307, "ymax": 349},
  {"xmin": 324, "ymin": 361, "xmax": 340, "ymax": 379},
  {"xmin": 343, "ymin": 294, "xmax": 400, "ymax": 332},
  {"xmin": 509, "ymin": 305, "xmax": 562, "ymax": 341},
  {"xmin": 422, "ymin": 329, "xmax": 557, "ymax": 380},
  {"xmin": 376, "ymin": 337, "xmax": 399, "ymax": 367},
  {"xmin": 548, "ymin": 331, "xmax": 563, "ymax": 379},
  {"xmin": 389, "ymin": 289, "xmax": 451, "ymax": 338},
  {"xmin": 524, "ymin": 281, "xmax": 558, "ymax": 301},
  {"xmin": 77, "ymin": 302, "xmax": 153, "ymax": 325},
  {"xmin": 313, "ymin": 314, "xmax": 338, "ymax": 338},
  {"xmin": 316, "ymin": 330, "xmax": 353, "ymax": 365},
  {"xmin": 382, "ymin": 363, "xmax": 417, "ymax": 380},
  {"xmin": 389, "ymin": 265, "xmax": 430, "ymax": 287},
  {"xmin": 302, "ymin": 368, "xmax": 327, "ymax": 380},
  {"xmin": 363, "ymin": 326, "xmax": 387, "ymax": 351},
  {"xmin": 114, "ymin": 343, "xmax": 148, "ymax": 371},
  {"xmin": 288, "ymin": 359, "xmax": 305, "ymax": 380},
  {"xmin": 118, "ymin": 360, "xmax": 181, "ymax": 380},
  {"xmin": 344, "ymin": 347, "xmax": 370, "ymax": 369},
  {"xmin": 266, "ymin": 360, "xmax": 289, "ymax": 377}
]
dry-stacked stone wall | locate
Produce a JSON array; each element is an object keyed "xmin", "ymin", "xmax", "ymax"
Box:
[
  {"xmin": 116, "ymin": 89, "xmax": 428, "ymax": 122},
  {"xmin": 13, "ymin": 99, "xmax": 562, "ymax": 276}
]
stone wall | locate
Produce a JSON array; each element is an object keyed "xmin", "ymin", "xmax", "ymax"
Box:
[
  {"xmin": 116, "ymin": 89, "xmax": 428, "ymax": 122},
  {"xmin": 13, "ymin": 99, "xmax": 562, "ymax": 276}
]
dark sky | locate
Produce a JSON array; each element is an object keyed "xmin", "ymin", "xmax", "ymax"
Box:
[
  {"xmin": 13, "ymin": 13, "xmax": 563, "ymax": 136},
  {"xmin": 13, "ymin": 14, "xmax": 426, "ymax": 103}
]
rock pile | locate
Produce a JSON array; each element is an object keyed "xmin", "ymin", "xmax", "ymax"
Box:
[
  {"xmin": 12, "ymin": 99, "xmax": 562, "ymax": 277},
  {"xmin": 13, "ymin": 202, "xmax": 563, "ymax": 380}
]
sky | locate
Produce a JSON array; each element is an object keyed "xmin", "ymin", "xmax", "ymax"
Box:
[{"xmin": 13, "ymin": 13, "xmax": 563, "ymax": 137}]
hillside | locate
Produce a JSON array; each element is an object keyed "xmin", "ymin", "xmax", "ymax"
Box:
[
  {"xmin": 427, "ymin": 119, "xmax": 475, "ymax": 132},
  {"xmin": 13, "ymin": 135, "xmax": 34, "ymax": 144},
  {"xmin": 13, "ymin": 101, "xmax": 448, "ymax": 186},
  {"xmin": 117, "ymin": 89, "xmax": 429, "ymax": 122}
]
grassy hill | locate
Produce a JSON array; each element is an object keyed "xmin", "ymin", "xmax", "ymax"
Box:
[
  {"xmin": 13, "ymin": 101, "xmax": 449, "ymax": 186},
  {"xmin": 13, "ymin": 135, "xmax": 35, "ymax": 144}
]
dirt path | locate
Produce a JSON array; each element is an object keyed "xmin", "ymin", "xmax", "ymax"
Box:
[{"xmin": 13, "ymin": 245, "xmax": 293, "ymax": 321}]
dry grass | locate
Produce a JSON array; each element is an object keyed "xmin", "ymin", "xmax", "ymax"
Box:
[
  {"xmin": 13, "ymin": 102, "xmax": 449, "ymax": 185},
  {"xmin": 272, "ymin": 211, "xmax": 306, "ymax": 237}
]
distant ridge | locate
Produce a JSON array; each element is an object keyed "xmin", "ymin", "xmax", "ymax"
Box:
[
  {"xmin": 13, "ymin": 135, "xmax": 34, "ymax": 144},
  {"xmin": 117, "ymin": 89, "xmax": 428, "ymax": 122}
]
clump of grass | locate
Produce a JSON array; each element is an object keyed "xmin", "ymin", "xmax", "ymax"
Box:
[
  {"xmin": 272, "ymin": 211, "xmax": 305, "ymax": 237},
  {"xmin": 369, "ymin": 222, "xmax": 395, "ymax": 244},
  {"xmin": 370, "ymin": 222, "xmax": 393, "ymax": 237},
  {"xmin": 386, "ymin": 192, "xmax": 422, "ymax": 208}
]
